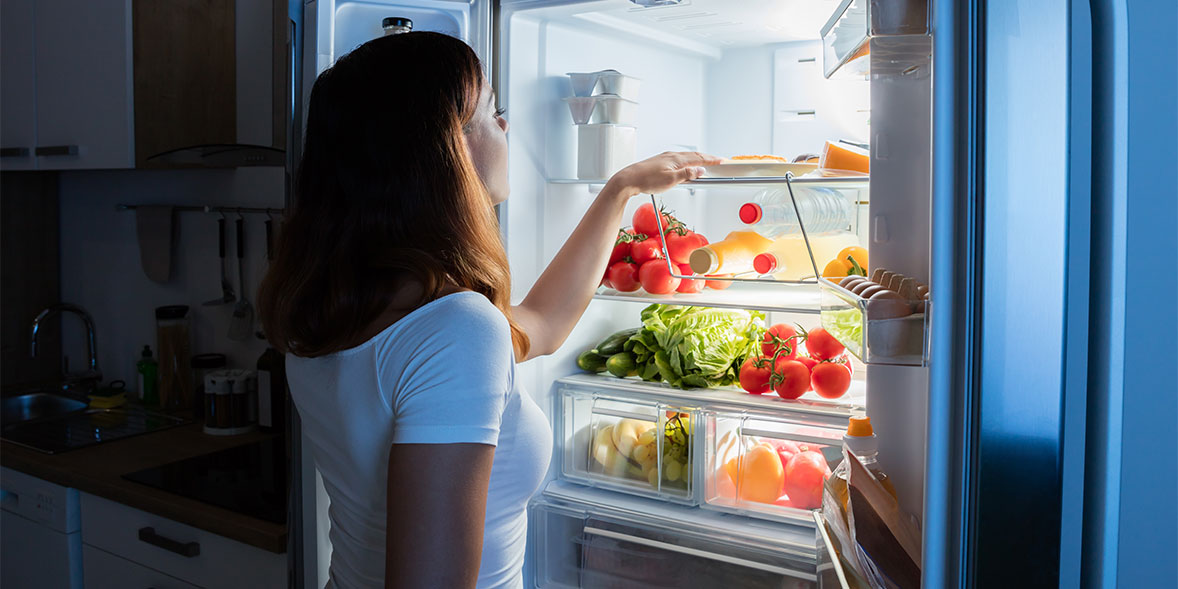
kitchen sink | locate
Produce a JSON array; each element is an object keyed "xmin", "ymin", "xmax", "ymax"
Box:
[{"xmin": 1, "ymin": 393, "xmax": 88, "ymax": 428}]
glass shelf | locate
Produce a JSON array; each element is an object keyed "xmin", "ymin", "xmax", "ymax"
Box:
[
  {"xmin": 549, "ymin": 176, "xmax": 870, "ymax": 190},
  {"xmin": 594, "ymin": 281, "xmax": 822, "ymax": 314}
]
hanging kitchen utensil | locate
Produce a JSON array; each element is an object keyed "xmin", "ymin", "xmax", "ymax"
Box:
[
  {"xmin": 228, "ymin": 216, "xmax": 255, "ymax": 341},
  {"xmin": 203, "ymin": 216, "xmax": 236, "ymax": 306}
]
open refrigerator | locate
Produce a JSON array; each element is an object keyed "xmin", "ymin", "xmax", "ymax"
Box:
[{"xmin": 291, "ymin": 0, "xmax": 1101, "ymax": 587}]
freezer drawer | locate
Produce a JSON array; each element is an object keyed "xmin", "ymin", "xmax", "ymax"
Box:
[
  {"xmin": 703, "ymin": 409, "xmax": 843, "ymax": 525},
  {"xmin": 531, "ymin": 482, "xmax": 816, "ymax": 589},
  {"xmin": 558, "ymin": 387, "xmax": 696, "ymax": 504}
]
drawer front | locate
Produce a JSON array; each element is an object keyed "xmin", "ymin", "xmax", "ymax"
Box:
[
  {"xmin": 559, "ymin": 388, "xmax": 697, "ymax": 505},
  {"xmin": 83, "ymin": 544, "xmax": 199, "ymax": 589},
  {"xmin": 702, "ymin": 410, "xmax": 843, "ymax": 525},
  {"xmin": 80, "ymin": 493, "xmax": 285, "ymax": 589}
]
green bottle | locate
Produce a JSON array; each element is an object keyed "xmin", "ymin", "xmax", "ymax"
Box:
[{"xmin": 137, "ymin": 345, "xmax": 159, "ymax": 407}]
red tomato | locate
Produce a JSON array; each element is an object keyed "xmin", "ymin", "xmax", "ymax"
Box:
[
  {"xmin": 665, "ymin": 230, "xmax": 706, "ymax": 264},
  {"xmin": 762, "ymin": 324, "xmax": 802, "ymax": 359},
  {"xmin": 768, "ymin": 439, "xmax": 802, "ymax": 473},
  {"xmin": 831, "ymin": 354, "xmax": 854, "ymax": 377},
  {"xmin": 606, "ymin": 261, "xmax": 640, "ymax": 292},
  {"xmin": 805, "ymin": 327, "xmax": 845, "ymax": 360},
  {"xmin": 811, "ymin": 362, "xmax": 852, "ymax": 399},
  {"xmin": 610, "ymin": 229, "xmax": 635, "ymax": 264},
  {"xmin": 739, "ymin": 356, "xmax": 773, "ymax": 395},
  {"xmin": 638, "ymin": 260, "xmax": 680, "ymax": 294},
  {"xmin": 633, "ymin": 203, "xmax": 672, "ymax": 237},
  {"xmin": 704, "ymin": 274, "xmax": 733, "ymax": 290},
  {"xmin": 675, "ymin": 263, "xmax": 705, "ymax": 293},
  {"xmin": 796, "ymin": 355, "xmax": 818, "ymax": 391},
  {"xmin": 784, "ymin": 451, "xmax": 831, "ymax": 510},
  {"xmin": 771, "ymin": 358, "xmax": 810, "ymax": 400},
  {"xmin": 773, "ymin": 495, "xmax": 795, "ymax": 508},
  {"xmin": 630, "ymin": 236, "xmax": 665, "ymax": 265}
]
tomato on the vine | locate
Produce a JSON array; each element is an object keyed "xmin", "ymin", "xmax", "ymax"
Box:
[
  {"xmin": 607, "ymin": 261, "xmax": 640, "ymax": 292},
  {"xmin": 675, "ymin": 263, "xmax": 705, "ymax": 293},
  {"xmin": 610, "ymin": 229, "xmax": 637, "ymax": 264},
  {"xmin": 638, "ymin": 259, "xmax": 680, "ymax": 294},
  {"xmin": 665, "ymin": 230, "xmax": 706, "ymax": 264},
  {"xmin": 633, "ymin": 203, "xmax": 673, "ymax": 237},
  {"xmin": 771, "ymin": 358, "xmax": 810, "ymax": 400},
  {"xmin": 796, "ymin": 355, "xmax": 818, "ymax": 391},
  {"xmin": 805, "ymin": 327, "xmax": 845, "ymax": 360},
  {"xmin": 630, "ymin": 236, "xmax": 665, "ymax": 265},
  {"xmin": 761, "ymin": 323, "xmax": 803, "ymax": 360},
  {"xmin": 811, "ymin": 361, "xmax": 852, "ymax": 399},
  {"xmin": 739, "ymin": 356, "xmax": 773, "ymax": 395}
]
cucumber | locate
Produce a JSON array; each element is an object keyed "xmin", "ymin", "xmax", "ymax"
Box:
[
  {"xmin": 606, "ymin": 352, "xmax": 638, "ymax": 378},
  {"xmin": 596, "ymin": 328, "xmax": 640, "ymax": 357},
  {"xmin": 576, "ymin": 350, "xmax": 608, "ymax": 373}
]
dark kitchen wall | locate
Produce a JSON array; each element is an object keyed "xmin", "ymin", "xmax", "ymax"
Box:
[
  {"xmin": 1, "ymin": 172, "xmax": 62, "ymax": 389},
  {"xmin": 58, "ymin": 167, "xmax": 283, "ymax": 390}
]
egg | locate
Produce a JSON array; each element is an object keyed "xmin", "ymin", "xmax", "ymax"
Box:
[
  {"xmin": 851, "ymin": 280, "xmax": 877, "ymax": 295},
  {"xmin": 858, "ymin": 284, "xmax": 886, "ymax": 299},
  {"xmin": 867, "ymin": 290, "xmax": 912, "ymax": 319},
  {"xmin": 839, "ymin": 276, "xmax": 865, "ymax": 291}
]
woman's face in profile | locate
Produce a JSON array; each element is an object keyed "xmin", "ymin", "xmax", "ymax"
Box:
[{"xmin": 466, "ymin": 81, "xmax": 510, "ymax": 205}]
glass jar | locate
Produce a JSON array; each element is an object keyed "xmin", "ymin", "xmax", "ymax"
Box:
[
  {"xmin": 382, "ymin": 16, "xmax": 412, "ymax": 36},
  {"xmin": 191, "ymin": 353, "xmax": 227, "ymax": 419},
  {"xmin": 203, "ymin": 369, "xmax": 255, "ymax": 435},
  {"xmin": 155, "ymin": 305, "xmax": 192, "ymax": 412}
]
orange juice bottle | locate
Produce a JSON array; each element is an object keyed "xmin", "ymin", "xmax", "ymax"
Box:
[
  {"xmin": 688, "ymin": 231, "xmax": 774, "ymax": 275},
  {"xmin": 829, "ymin": 416, "xmax": 897, "ymax": 516},
  {"xmin": 752, "ymin": 233, "xmax": 861, "ymax": 281}
]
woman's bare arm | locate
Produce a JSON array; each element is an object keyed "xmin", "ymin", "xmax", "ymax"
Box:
[
  {"xmin": 386, "ymin": 443, "xmax": 495, "ymax": 588},
  {"xmin": 512, "ymin": 151, "xmax": 722, "ymax": 361}
]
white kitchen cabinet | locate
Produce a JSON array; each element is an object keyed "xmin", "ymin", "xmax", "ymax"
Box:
[
  {"xmin": 80, "ymin": 492, "xmax": 286, "ymax": 589},
  {"xmin": 0, "ymin": 468, "xmax": 83, "ymax": 589},
  {"xmin": 0, "ymin": 0, "xmax": 134, "ymax": 171},
  {"xmin": 83, "ymin": 544, "xmax": 200, "ymax": 589},
  {"xmin": 0, "ymin": 0, "xmax": 37, "ymax": 170}
]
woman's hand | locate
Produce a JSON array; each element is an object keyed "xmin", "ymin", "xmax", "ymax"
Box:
[{"xmin": 604, "ymin": 151, "xmax": 723, "ymax": 199}]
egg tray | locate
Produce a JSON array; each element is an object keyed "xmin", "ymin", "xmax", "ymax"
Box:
[{"xmin": 818, "ymin": 277, "xmax": 928, "ymax": 366}]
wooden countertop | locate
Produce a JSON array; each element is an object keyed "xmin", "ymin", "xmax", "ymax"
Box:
[{"xmin": 1, "ymin": 423, "xmax": 287, "ymax": 554}]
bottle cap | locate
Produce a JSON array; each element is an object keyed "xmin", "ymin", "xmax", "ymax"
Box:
[
  {"xmin": 738, "ymin": 203, "xmax": 762, "ymax": 224},
  {"xmin": 847, "ymin": 415, "xmax": 874, "ymax": 436},
  {"xmin": 688, "ymin": 247, "xmax": 719, "ymax": 274},
  {"xmin": 753, "ymin": 253, "xmax": 778, "ymax": 275},
  {"xmin": 141, "ymin": 345, "xmax": 152, "ymax": 358},
  {"xmin": 382, "ymin": 17, "xmax": 412, "ymax": 29}
]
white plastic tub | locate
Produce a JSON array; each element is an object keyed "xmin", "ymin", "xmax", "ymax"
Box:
[{"xmin": 577, "ymin": 124, "xmax": 636, "ymax": 180}]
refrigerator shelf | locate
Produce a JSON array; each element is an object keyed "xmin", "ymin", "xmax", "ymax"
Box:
[
  {"xmin": 549, "ymin": 176, "xmax": 870, "ymax": 190},
  {"xmin": 594, "ymin": 281, "xmax": 822, "ymax": 314},
  {"xmin": 531, "ymin": 481, "xmax": 819, "ymax": 588}
]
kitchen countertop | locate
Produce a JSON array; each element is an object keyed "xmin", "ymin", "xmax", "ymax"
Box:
[{"xmin": 1, "ymin": 423, "xmax": 287, "ymax": 554}]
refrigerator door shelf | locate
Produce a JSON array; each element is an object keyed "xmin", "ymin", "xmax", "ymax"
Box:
[
  {"xmin": 813, "ymin": 511, "xmax": 856, "ymax": 589},
  {"xmin": 532, "ymin": 481, "xmax": 817, "ymax": 589},
  {"xmin": 594, "ymin": 280, "xmax": 823, "ymax": 315},
  {"xmin": 559, "ymin": 389, "xmax": 696, "ymax": 505},
  {"xmin": 819, "ymin": 278, "xmax": 928, "ymax": 366},
  {"xmin": 818, "ymin": 0, "xmax": 930, "ymax": 79},
  {"xmin": 702, "ymin": 410, "xmax": 844, "ymax": 526},
  {"xmin": 557, "ymin": 374, "xmax": 864, "ymax": 425}
]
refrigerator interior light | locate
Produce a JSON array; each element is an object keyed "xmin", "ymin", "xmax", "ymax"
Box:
[{"xmin": 630, "ymin": 0, "xmax": 686, "ymax": 6}]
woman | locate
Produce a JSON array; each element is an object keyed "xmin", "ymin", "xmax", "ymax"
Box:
[{"xmin": 259, "ymin": 32, "xmax": 718, "ymax": 588}]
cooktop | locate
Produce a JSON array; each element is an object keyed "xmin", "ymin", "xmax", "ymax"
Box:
[{"xmin": 123, "ymin": 437, "xmax": 287, "ymax": 525}]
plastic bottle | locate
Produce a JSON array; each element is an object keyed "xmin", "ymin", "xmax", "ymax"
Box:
[
  {"xmin": 688, "ymin": 231, "xmax": 773, "ymax": 276},
  {"xmin": 738, "ymin": 187, "xmax": 853, "ymax": 239},
  {"xmin": 752, "ymin": 233, "xmax": 862, "ymax": 280},
  {"xmin": 829, "ymin": 416, "xmax": 898, "ymax": 515},
  {"xmin": 381, "ymin": 17, "xmax": 412, "ymax": 36},
  {"xmin": 136, "ymin": 345, "xmax": 159, "ymax": 407}
]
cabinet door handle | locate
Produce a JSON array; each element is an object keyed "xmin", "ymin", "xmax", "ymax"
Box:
[
  {"xmin": 35, "ymin": 145, "xmax": 79, "ymax": 156},
  {"xmin": 0, "ymin": 147, "xmax": 30, "ymax": 157},
  {"xmin": 137, "ymin": 526, "xmax": 200, "ymax": 557}
]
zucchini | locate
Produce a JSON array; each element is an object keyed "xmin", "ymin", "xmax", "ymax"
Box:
[
  {"xmin": 596, "ymin": 328, "xmax": 640, "ymax": 357},
  {"xmin": 576, "ymin": 350, "xmax": 608, "ymax": 373},
  {"xmin": 606, "ymin": 352, "xmax": 638, "ymax": 378}
]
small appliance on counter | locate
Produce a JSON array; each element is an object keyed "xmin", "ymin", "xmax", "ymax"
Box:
[{"xmin": 203, "ymin": 369, "xmax": 257, "ymax": 436}]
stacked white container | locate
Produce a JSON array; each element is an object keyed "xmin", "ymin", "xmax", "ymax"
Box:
[{"xmin": 563, "ymin": 70, "xmax": 640, "ymax": 180}]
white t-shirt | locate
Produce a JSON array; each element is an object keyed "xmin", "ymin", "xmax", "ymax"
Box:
[{"xmin": 287, "ymin": 291, "xmax": 552, "ymax": 589}]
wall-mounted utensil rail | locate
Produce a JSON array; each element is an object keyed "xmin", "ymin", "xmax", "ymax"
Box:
[{"xmin": 116, "ymin": 204, "xmax": 285, "ymax": 216}]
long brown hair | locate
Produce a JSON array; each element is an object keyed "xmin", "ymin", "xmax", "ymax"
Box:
[{"xmin": 258, "ymin": 32, "xmax": 528, "ymax": 358}]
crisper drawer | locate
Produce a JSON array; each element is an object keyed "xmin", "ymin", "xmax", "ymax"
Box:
[
  {"xmin": 531, "ymin": 482, "xmax": 817, "ymax": 589},
  {"xmin": 80, "ymin": 493, "xmax": 285, "ymax": 589},
  {"xmin": 703, "ymin": 409, "xmax": 843, "ymax": 525},
  {"xmin": 558, "ymin": 387, "xmax": 696, "ymax": 504}
]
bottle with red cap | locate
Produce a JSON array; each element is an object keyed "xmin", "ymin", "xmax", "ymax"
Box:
[
  {"xmin": 738, "ymin": 187, "xmax": 852, "ymax": 239},
  {"xmin": 751, "ymin": 233, "xmax": 860, "ymax": 280},
  {"xmin": 829, "ymin": 415, "xmax": 898, "ymax": 515}
]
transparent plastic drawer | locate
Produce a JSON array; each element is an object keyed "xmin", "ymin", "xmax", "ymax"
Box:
[
  {"xmin": 558, "ymin": 388, "xmax": 695, "ymax": 504},
  {"xmin": 819, "ymin": 277, "xmax": 927, "ymax": 366},
  {"xmin": 703, "ymin": 410, "xmax": 843, "ymax": 525},
  {"xmin": 530, "ymin": 484, "xmax": 817, "ymax": 589}
]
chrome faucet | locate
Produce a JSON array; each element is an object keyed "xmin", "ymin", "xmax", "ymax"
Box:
[{"xmin": 31, "ymin": 303, "xmax": 101, "ymax": 390}]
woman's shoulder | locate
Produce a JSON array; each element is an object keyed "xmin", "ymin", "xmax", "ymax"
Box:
[{"xmin": 387, "ymin": 291, "xmax": 511, "ymax": 350}]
